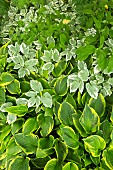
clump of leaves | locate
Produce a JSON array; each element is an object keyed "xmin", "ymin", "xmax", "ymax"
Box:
[{"xmin": 1, "ymin": 0, "xmax": 113, "ymax": 170}]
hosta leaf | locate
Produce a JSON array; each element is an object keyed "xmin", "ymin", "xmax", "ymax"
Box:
[
  {"xmin": 55, "ymin": 139, "xmax": 68, "ymax": 164},
  {"xmin": 31, "ymin": 157, "xmax": 50, "ymax": 169},
  {"xmin": 65, "ymin": 93, "xmax": 77, "ymax": 110},
  {"xmin": 103, "ymin": 148, "xmax": 113, "ymax": 169},
  {"xmin": 6, "ymin": 137, "xmax": 22, "ymax": 156},
  {"xmin": 60, "ymin": 126, "xmax": 79, "ymax": 149},
  {"xmin": 79, "ymin": 104, "xmax": 100, "ymax": 134},
  {"xmin": 86, "ymin": 81, "xmax": 99, "ymax": 99},
  {"xmin": 41, "ymin": 92, "xmax": 52, "ymax": 108},
  {"xmin": 97, "ymin": 49, "xmax": 108, "ymax": 70},
  {"xmin": 30, "ymin": 80, "xmax": 43, "ymax": 93},
  {"xmin": 22, "ymin": 117, "xmax": 38, "ymax": 135},
  {"xmin": 7, "ymin": 79, "xmax": 21, "ymax": 94},
  {"xmin": 76, "ymin": 45, "xmax": 95, "ymax": 61},
  {"xmin": 63, "ymin": 162, "xmax": 79, "ymax": 170},
  {"xmin": 89, "ymin": 93, "xmax": 106, "ymax": 117},
  {"xmin": 0, "ymin": 124, "xmax": 11, "ymax": 141},
  {"xmin": 44, "ymin": 158, "xmax": 62, "ymax": 170},
  {"xmin": 9, "ymin": 156, "xmax": 30, "ymax": 170},
  {"xmin": 0, "ymin": 72, "xmax": 14, "ymax": 86},
  {"xmin": 0, "ymin": 87, "xmax": 5, "ymax": 105},
  {"xmin": 54, "ymin": 76, "xmax": 67, "ymax": 96},
  {"xmin": 40, "ymin": 116, "xmax": 54, "ymax": 137},
  {"xmin": 58, "ymin": 101, "xmax": 75, "ymax": 126},
  {"xmin": 52, "ymin": 60, "xmax": 67, "ymax": 77},
  {"xmin": 6, "ymin": 105, "xmax": 28, "ymax": 116},
  {"xmin": 83, "ymin": 135, "xmax": 106, "ymax": 157},
  {"xmin": 11, "ymin": 118, "xmax": 24, "ymax": 135},
  {"xmin": 14, "ymin": 133, "xmax": 38, "ymax": 154},
  {"xmin": 73, "ymin": 114, "xmax": 87, "ymax": 137}
]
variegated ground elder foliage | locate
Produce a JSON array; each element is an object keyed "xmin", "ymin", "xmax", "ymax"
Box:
[{"xmin": 1, "ymin": 0, "xmax": 113, "ymax": 169}]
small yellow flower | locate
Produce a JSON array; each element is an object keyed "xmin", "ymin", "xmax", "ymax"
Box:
[
  {"xmin": 105, "ymin": 4, "xmax": 108, "ymax": 10},
  {"xmin": 62, "ymin": 19, "xmax": 71, "ymax": 24}
]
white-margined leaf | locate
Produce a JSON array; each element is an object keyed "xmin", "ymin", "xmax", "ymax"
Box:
[
  {"xmin": 41, "ymin": 50, "xmax": 52, "ymax": 62},
  {"xmin": 30, "ymin": 80, "xmax": 43, "ymax": 93},
  {"xmin": 20, "ymin": 42, "xmax": 29, "ymax": 54},
  {"xmin": 78, "ymin": 69, "xmax": 89, "ymax": 81},
  {"xmin": 52, "ymin": 49, "xmax": 61, "ymax": 62},
  {"xmin": 78, "ymin": 61, "xmax": 87, "ymax": 70},
  {"xmin": 7, "ymin": 113, "xmax": 17, "ymax": 124},
  {"xmin": 86, "ymin": 81, "xmax": 99, "ymax": 99},
  {"xmin": 28, "ymin": 97, "xmax": 36, "ymax": 108},
  {"xmin": 36, "ymin": 96, "xmax": 41, "ymax": 108},
  {"xmin": 18, "ymin": 67, "xmax": 26, "ymax": 78},
  {"xmin": 42, "ymin": 62, "xmax": 54, "ymax": 73},
  {"xmin": 70, "ymin": 77, "xmax": 81, "ymax": 93},
  {"xmin": 79, "ymin": 80, "xmax": 84, "ymax": 93},
  {"xmin": 16, "ymin": 98, "xmax": 28, "ymax": 105},
  {"xmin": 41, "ymin": 92, "xmax": 52, "ymax": 108},
  {"xmin": 0, "ymin": 102, "xmax": 12, "ymax": 112},
  {"xmin": 25, "ymin": 59, "xmax": 38, "ymax": 67}
]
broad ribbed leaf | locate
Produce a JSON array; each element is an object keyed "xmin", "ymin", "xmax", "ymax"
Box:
[
  {"xmin": 14, "ymin": 133, "xmax": 38, "ymax": 154},
  {"xmin": 79, "ymin": 104, "xmax": 100, "ymax": 134},
  {"xmin": 44, "ymin": 158, "xmax": 62, "ymax": 170},
  {"xmin": 83, "ymin": 135, "xmax": 106, "ymax": 157},
  {"xmin": 9, "ymin": 156, "xmax": 30, "ymax": 170},
  {"xmin": 54, "ymin": 76, "xmax": 67, "ymax": 96},
  {"xmin": 60, "ymin": 126, "xmax": 79, "ymax": 149},
  {"xmin": 6, "ymin": 105, "xmax": 28, "ymax": 116},
  {"xmin": 58, "ymin": 101, "xmax": 75, "ymax": 126},
  {"xmin": 63, "ymin": 162, "xmax": 79, "ymax": 170}
]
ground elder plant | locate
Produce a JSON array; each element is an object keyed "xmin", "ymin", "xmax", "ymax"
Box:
[{"xmin": 1, "ymin": 0, "xmax": 113, "ymax": 169}]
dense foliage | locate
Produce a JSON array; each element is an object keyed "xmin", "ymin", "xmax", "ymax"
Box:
[{"xmin": 1, "ymin": 0, "xmax": 113, "ymax": 169}]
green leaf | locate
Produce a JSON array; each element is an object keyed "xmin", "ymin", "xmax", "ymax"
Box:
[
  {"xmin": 79, "ymin": 104, "xmax": 100, "ymax": 134},
  {"xmin": 0, "ymin": 87, "xmax": 5, "ymax": 105},
  {"xmin": 83, "ymin": 135, "xmax": 106, "ymax": 157},
  {"xmin": 65, "ymin": 93, "xmax": 77, "ymax": 110},
  {"xmin": 60, "ymin": 126, "xmax": 79, "ymax": 149},
  {"xmin": 89, "ymin": 93, "xmax": 106, "ymax": 117},
  {"xmin": 58, "ymin": 101, "xmax": 75, "ymax": 126},
  {"xmin": 86, "ymin": 81, "xmax": 99, "ymax": 99},
  {"xmin": 44, "ymin": 158, "xmax": 62, "ymax": 170},
  {"xmin": 63, "ymin": 162, "xmax": 79, "ymax": 170},
  {"xmin": 31, "ymin": 157, "xmax": 51, "ymax": 169},
  {"xmin": 6, "ymin": 137, "xmax": 22, "ymax": 156},
  {"xmin": 6, "ymin": 105, "xmax": 28, "ymax": 116},
  {"xmin": 52, "ymin": 60, "xmax": 67, "ymax": 77},
  {"xmin": 14, "ymin": 133, "xmax": 38, "ymax": 154},
  {"xmin": 108, "ymin": 56, "xmax": 113, "ymax": 72},
  {"xmin": 102, "ymin": 147, "xmax": 113, "ymax": 169},
  {"xmin": 30, "ymin": 80, "xmax": 43, "ymax": 93},
  {"xmin": 11, "ymin": 118, "xmax": 24, "ymax": 135},
  {"xmin": 73, "ymin": 114, "xmax": 87, "ymax": 137},
  {"xmin": 40, "ymin": 116, "xmax": 54, "ymax": 137},
  {"xmin": 93, "ymin": 17, "xmax": 101, "ymax": 29},
  {"xmin": 41, "ymin": 92, "xmax": 52, "ymax": 108},
  {"xmin": 54, "ymin": 76, "xmax": 68, "ymax": 96},
  {"xmin": 55, "ymin": 139, "xmax": 68, "ymax": 164},
  {"xmin": 90, "ymin": 155, "xmax": 100, "ymax": 166},
  {"xmin": 0, "ymin": 124, "xmax": 11, "ymax": 141},
  {"xmin": 20, "ymin": 81, "xmax": 30, "ymax": 93},
  {"xmin": 76, "ymin": 45, "xmax": 95, "ymax": 61},
  {"xmin": 0, "ymin": 72, "xmax": 14, "ymax": 86},
  {"xmin": 7, "ymin": 79, "xmax": 21, "ymax": 94},
  {"xmin": 97, "ymin": 49, "xmax": 108, "ymax": 70},
  {"xmin": 22, "ymin": 117, "xmax": 38, "ymax": 135},
  {"xmin": 9, "ymin": 156, "xmax": 30, "ymax": 170}
]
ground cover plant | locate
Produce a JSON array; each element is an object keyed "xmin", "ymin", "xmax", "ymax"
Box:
[{"xmin": 1, "ymin": 0, "xmax": 113, "ymax": 169}]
